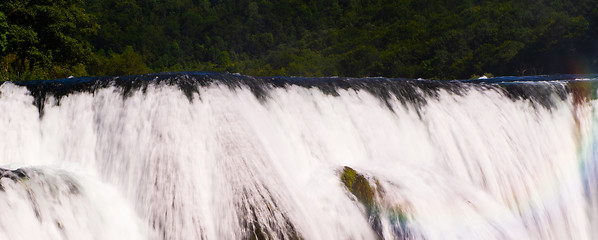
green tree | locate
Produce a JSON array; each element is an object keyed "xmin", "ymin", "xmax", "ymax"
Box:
[
  {"xmin": 89, "ymin": 46, "xmax": 151, "ymax": 76},
  {"xmin": 0, "ymin": 12, "xmax": 7, "ymax": 54},
  {"xmin": 1, "ymin": 0, "xmax": 97, "ymax": 75}
]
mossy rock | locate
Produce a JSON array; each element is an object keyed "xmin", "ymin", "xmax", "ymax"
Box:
[
  {"xmin": 340, "ymin": 166, "xmax": 376, "ymax": 211},
  {"xmin": 340, "ymin": 166, "xmax": 412, "ymax": 239}
]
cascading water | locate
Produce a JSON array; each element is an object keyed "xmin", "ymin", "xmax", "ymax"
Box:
[{"xmin": 0, "ymin": 73, "xmax": 597, "ymax": 240}]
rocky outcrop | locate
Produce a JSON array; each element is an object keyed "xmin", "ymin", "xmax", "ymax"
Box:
[
  {"xmin": 0, "ymin": 167, "xmax": 29, "ymax": 191},
  {"xmin": 340, "ymin": 166, "xmax": 412, "ymax": 239}
]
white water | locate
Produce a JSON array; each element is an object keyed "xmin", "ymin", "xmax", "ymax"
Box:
[{"xmin": 0, "ymin": 79, "xmax": 595, "ymax": 239}]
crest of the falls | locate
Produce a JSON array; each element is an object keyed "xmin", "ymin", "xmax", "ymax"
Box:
[{"xmin": 0, "ymin": 73, "xmax": 596, "ymax": 240}]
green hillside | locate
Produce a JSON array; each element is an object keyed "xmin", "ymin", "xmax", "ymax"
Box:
[{"xmin": 1, "ymin": 0, "xmax": 597, "ymax": 80}]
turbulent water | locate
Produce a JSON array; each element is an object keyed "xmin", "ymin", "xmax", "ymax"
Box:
[{"xmin": 0, "ymin": 73, "xmax": 597, "ymax": 240}]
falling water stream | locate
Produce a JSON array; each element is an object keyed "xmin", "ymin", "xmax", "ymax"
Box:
[{"xmin": 0, "ymin": 73, "xmax": 597, "ymax": 240}]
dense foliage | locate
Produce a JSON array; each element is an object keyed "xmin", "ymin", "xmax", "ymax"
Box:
[
  {"xmin": 1, "ymin": 0, "xmax": 598, "ymax": 80},
  {"xmin": 0, "ymin": 0, "xmax": 98, "ymax": 80}
]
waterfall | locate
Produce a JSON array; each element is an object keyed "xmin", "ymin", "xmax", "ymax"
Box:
[{"xmin": 0, "ymin": 73, "xmax": 596, "ymax": 240}]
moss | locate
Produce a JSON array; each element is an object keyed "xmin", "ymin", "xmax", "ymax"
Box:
[
  {"xmin": 340, "ymin": 166, "xmax": 412, "ymax": 239},
  {"xmin": 340, "ymin": 166, "xmax": 376, "ymax": 211}
]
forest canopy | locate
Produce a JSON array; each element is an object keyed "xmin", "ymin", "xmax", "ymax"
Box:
[{"xmin": 1, "ymin": 0, "xmax": 597, "ymax": 80}]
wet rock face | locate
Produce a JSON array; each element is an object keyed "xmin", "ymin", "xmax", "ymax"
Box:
[
  {"xmin": 340, "ymin": 166, "xmax": 413, "ymax": 239},
  {"xmin": 237, "ymin": 189, "xmax": 302, "ymax": 240},
  {"xmin": 0, "ymin": 168, "xmax": 28, "ymax": 191},
  {"xmin": 340, "ymin": 166, "xmax": 376, "ymax": 210},
  {"xmin": 7, "ymin": 72, "xmax": 579, "ymax": 118},
  {"xmin": 0, "ymin": 168, "xmax": 80, "ymax": 195}
]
